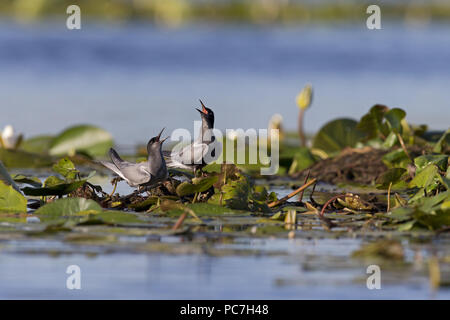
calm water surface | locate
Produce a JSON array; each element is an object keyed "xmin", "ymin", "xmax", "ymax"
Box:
[
  {"xmin": 1, "ymin": 21, "xmax": 450, "ymax": 299},
  {"xmin": 1, "ymin": 21, "xmax": 449, "ymax": 145}
]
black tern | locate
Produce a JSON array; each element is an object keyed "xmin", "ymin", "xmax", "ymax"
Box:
[
  {"xmin": 164, "ymin": 100, "xmax": 216, "ymax": 174},
  {"xmin": 100, "ymin": 128, "xmax": 169, "ymax": 190}
]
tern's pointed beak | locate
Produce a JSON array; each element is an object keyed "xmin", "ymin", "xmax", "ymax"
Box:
[
  {"xmin": 156, "ymin": 128, "xmax": 165, "ymax": 142},
  {"xmin": 196, "ymin": 99, "xmax": 208, "ymax": 115},
  {"xmin": 160, "ymin": 136, "xmax": 169, "ymax": 144}
]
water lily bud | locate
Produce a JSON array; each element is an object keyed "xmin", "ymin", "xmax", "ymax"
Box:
[
  {"xmin": 268, "ymin": 113, "xmax": 283, "ymax": 142},
  {"xmin": 296, "ymin": 84, "xmax": 313, "ymax": 110},
  {"xmin": 268, "ymin": 113, "xmax": 283, "ymax": 131},
  {"xmin": 1, "ymin": 125, "xmax": 22, "ymax": 149},
  {"xmin": 226, "ymin": 129, "xmax": 239, "ymax": 141}
]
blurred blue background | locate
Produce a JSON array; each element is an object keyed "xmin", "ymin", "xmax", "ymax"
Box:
[{"xmin": 1, "ymin": 0, "xmax": 449, "ymax": 145}]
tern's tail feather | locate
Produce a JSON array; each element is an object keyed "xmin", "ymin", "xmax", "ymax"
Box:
[
  {"xmin": 109, "ymin": 148, "xmax": 125, "ymax": 168},
  {"xmin": 99, "ymin": 160, "xmax": 126, "ymax": 180}
]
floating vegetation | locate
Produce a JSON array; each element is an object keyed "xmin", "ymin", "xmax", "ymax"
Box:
[{"xmin": 0, "ymin": 101, "xmax": 448, "ymax": 282}]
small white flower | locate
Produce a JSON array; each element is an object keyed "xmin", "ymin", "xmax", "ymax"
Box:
[
  {"xmin": 268, "ymin": 113, "xmax": 283, "ymax": 131},
  {"xmin": 226, "ymin": 129, "xmax": 239, "ymax": 141},
  {"xmin": 1, "ymin": 125, "xmax": 23, "ymax": 149}
]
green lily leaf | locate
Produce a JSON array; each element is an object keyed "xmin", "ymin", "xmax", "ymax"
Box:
[
  {"xmin": 414, "ymin": 155, "xmax": 448, "ymax": 173},
  {"xmin": 0, "ymin": 180, "xmax": 27, "ymax": 213},
  {"xmin": 0, "ymin": 148, "xmax": 53, "ymax": 168},
  {"xmin": 312, "ymin": 118, "xmax": 366, "ymax": 155},
  {"xmin": 176, "ymin": 175, "xmax": 218, "ymax": 197},
  {"xmin": 382, "ymin": 148, "xmax": 411, "ymax": 169},
  {"xmin": 53, "ymin": 157, "xmax": 79, "ymax": 180},
  {"xmin": 22, "ymin": 178, "xmax": 86, "ymax": 196},
  {"xmin": 376, "ymin": 168, "xmax": 407, "ymax": 189},
  {"xmin": 44, "ymin": 175, "xmax": 65, "ymax": 187},
  {"xmin": 220, "ymin": 173, "xmax": 251, "ymax": 210},
  {"xmin": 408, "ymin": 164, "xmax": 439, "ymax": 190},
  {"xmin": 90, "ymin": 211, "xmax": 143, "ymax": 224},
  {"xmin": 49, "ymin": 125, "xmax": 113, "ymax": 157},
  {"xmin": 384, "ymin": 108, "xmax": 406, "ymax": 133},
  {"xmin": 35, "ymin": 197, "xmax": 103, "ymax": 219},
  {"xmin": 287, "ymin": 147, "xmax": 316, "ymax": 174},
  {"xmin": 381, "ymin": 131, "xmax": 398, "ymax": 148},
  {"xmin": 357, "ymin": 104, "xmax": 389, "ymax": 140},
  {"xmin": 20, "ymin": 135, "xmax": 54, "ymax": 154}
]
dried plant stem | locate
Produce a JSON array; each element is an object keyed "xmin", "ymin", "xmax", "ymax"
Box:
[
  {"xmin": 268, "ymin": 178, "xmax": 316, "ymax": 208},
  {"xmin": 172, "ymin": 212, "xmax": 187, "ymax": 230},
  {"xmin": 298, "ymin": 108, "xmax": 307, "ymax": 147},
  {"xmin": 396, "ymin": 132, "xmax": 412, "ymax": 163},
  {"xmin": 387, "ymin": 182, "xmax": 392, "ymax": 213},
  {"xmin": 298, "ymin": 170, "xmax": 311, "ymax": 202},
  {"xmin": 109, "ymin": 180, "xmax": 118, "ymax": 197}
]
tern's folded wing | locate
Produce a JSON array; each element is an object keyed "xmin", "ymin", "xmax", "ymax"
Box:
[
  {"xmin": 117, "ymin": 163, "xmax": 152, "ymax": 186},
  {"xmin": 172, "ymin": 143, "xmax": 208, "ymax": 166}
]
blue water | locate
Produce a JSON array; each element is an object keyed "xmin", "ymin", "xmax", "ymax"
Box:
[
  {"xmin": 1, "ymin": 237, "xmax": 448, "ymax": 299},
  {"xmin": 1, "ymin": 21, "xmax": 449, "ymax": 146},
  {"xmin": 1, "ymin": 20, "xmax": 450, "ymax": 300}
]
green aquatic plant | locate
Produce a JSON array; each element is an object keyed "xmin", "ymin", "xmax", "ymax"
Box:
[
  {"xmin": 49, "ymin": 125, "xmax": 113, "ymax": 157},
  {"xmin": 21, "ymin": 157, "xmax": 96, "ymax": 197},
  {"xmin": 312, "ymin": 118, "xmax": 365, "ymax": 156},
  {"xmin": 0, "ymin": 180, "xmax": 27, "ymax": 213},
  {"xmin": 296, "ymin": 84, "xmax": 313, "ymax": 147}
]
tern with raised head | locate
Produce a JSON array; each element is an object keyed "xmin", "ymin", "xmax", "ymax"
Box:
[
  {"xmin": 164, "ymin": 100, "xmax": 216, "ymax": 174},
  {"xmin": 100, "ymin": 128, "xmax": 169, "ymax": 190}
]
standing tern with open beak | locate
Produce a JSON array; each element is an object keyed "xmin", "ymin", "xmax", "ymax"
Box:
[
  {"xmin": 100, "ymin": 128, "xmax": 169, "ymax": 191},
  {"xmin": 164, "ymin": 100, "xmax": 216, "ymax": 174}
]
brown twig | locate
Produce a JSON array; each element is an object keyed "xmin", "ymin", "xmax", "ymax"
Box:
[
  {"xmin": 298, "ymin": 170, "xmax": 310, "ymax": 203},
  {"xmin": 171, "ymin": 207, "xmax": 202, "ymax": 230},
  {"xmin": 298, "ymin": 108, "xmax": 307, "ymax": 147},
  {"xmin": 387, "ymin": 181, "xmax": 392, "ymax": 213},
  {"xmin": 268, "ymin": 178, "xmax": 317, "ymax": 208},
  {"xmin": 172, "ymin": 212, "xmax": 187, "ymax": 230},
  {"xmin": 396, "ymin": 132, "xmax": 412, "ymax": 163}
]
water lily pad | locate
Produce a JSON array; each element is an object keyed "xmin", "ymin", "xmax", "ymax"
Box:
[
  {"xmin": 414, "ymin": 155, "xmax": 448, "ymax": 173},
  {"xmin": 0, "ymin": 181, "xmax": 27, "ymax": 213},
  {"xmin": 53, "ymin": 157, "xmax": 79, "ymax": 180},
  {"xmin": 20, "ymin": 135, "xmax": 54, "ymax": 154},
  {"xmin": 49, "ymin": 125, "xmax": 113, "ymax": 157},
  {"xmin": 22, "ymin": 180, "xmax": 86, "ymax": 196},
  {"xmin": 35, "ymin": 197, "xmax": 103, "ymax": 219},
  {"xmin": 384, "ymin": 108, "xmax": 406, "ymax": 133},
  {"xmin": 312, "ymin": 118, "xmax": 365, "ymax": 155},
  {"xmin": 0, "ymin": 148, "xmax": 53, "ymax": 168},
  {"xmin": 376, "ymin": 168, "xmax": 407, "ymax": 189},
  {"xmin": 357, "ymin": 104, "xmax": 389, "ymax": 140},
  {"xmin": 287, "ymin": 147, "xmax": 316, "ymax": 174},
  {"xmin": 409, "ymin": 164, "xmax": 439, "ymax": 190},
  {"xmin": 176, "ymin": 175, "xmax": 218, "ymax": 197},
  {"xmin": 92, "ymin": 211, "xmax": 143, "ymax": 224}
]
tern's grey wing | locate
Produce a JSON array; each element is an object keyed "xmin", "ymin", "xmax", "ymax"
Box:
[
  {"xmin": 171, "ymin": 142, "xmax": 207, "ymax": 166},
  {"xmin": 105, "ymin": 149, "xmax": 152, "ymax": 186},
  {"xmin": 116, "ymin": 162, "xmax": 152, "ymax": 186},
  {"xmin": 99, "ymin": 161, "xmax": 127, "ymax": 180}
]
